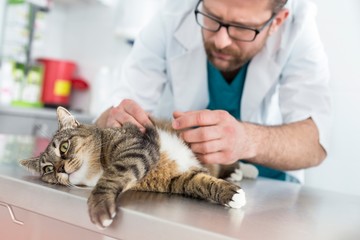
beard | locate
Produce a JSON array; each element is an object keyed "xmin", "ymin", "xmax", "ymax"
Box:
[{"xmin": 203, "ymin": 32, "xmax": 268, "ymax": 73}]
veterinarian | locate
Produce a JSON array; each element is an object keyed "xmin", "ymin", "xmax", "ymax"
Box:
[{"xmin": 96, "ymin": 0, "xmax": 331, "ymax": 183}]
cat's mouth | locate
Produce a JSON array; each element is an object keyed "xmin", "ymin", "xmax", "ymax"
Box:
[
  {"xmin": 56, "ymin": 172, "xmax": 85, "ymax": 187},
  {"xmin": 56, "ymin": 172, "xmax": 72, "ymax": 186},
  {"xmin": 57, "ymin": 157, "xmax": 97, "ymax": 187}
]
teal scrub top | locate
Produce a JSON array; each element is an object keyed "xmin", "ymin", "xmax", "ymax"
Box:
[{"xmin": 206, "ymin": 61, "xmax": 298, "ymax": 183}]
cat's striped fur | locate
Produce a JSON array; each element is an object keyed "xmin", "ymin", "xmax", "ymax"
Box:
[{"xmin": 20, "ymin": 107, "xmax": 246, "ymax": 229}]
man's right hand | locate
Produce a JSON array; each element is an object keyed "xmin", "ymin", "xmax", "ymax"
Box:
[{"xmin": 95, "ymin": 99, "xmax": 152, "ymax": 132}]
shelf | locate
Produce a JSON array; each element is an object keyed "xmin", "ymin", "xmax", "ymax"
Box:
[
  {"xmin": 26, "ymin": 0, "xmax": 48, "ymax": 8},
  {"xmin": 51, "ymin": 0, "xmax": 116, "ymax": 7}
]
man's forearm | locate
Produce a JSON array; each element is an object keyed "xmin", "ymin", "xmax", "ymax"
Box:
[{"xmin": 244, "ymin": 118, "xmax": 326, "ymax": 170}]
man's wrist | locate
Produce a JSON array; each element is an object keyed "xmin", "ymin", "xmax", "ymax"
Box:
[{"xmin": 240, "ymin": 122, "xmax": 267, "ymax": 162}]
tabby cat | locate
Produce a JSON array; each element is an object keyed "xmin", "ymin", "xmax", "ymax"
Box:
[{"xmin": 20, "ymin": 107, "xmax": 246, "ymax": 229}]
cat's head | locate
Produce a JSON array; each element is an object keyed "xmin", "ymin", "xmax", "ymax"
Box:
[{"xmin": 20, "ymin": 107, "xmax": 102, "ymax": 187}]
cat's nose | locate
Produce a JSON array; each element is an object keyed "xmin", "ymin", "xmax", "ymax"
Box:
[{"xmin": 57, "ymin": 164, "xmax": 66, "ymax": 173}]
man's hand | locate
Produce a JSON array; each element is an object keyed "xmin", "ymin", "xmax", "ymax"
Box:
[
  {"xmin": 95, "ymin": 99, "xmax": 152, "ymax": 132},
  {"xmin": 172, "ymin": 110, "xmax": 256, "ymax": 164},
  {"xmin": 172, "ymin": 110, "xmax": 326, "ymax": 170}
]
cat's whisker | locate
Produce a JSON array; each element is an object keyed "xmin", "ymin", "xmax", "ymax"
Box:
[
  {"xmin": 72, "ymin": 185, "xmax": 92, "ymax": 190},
  {"xmin": 66, "ymin": 181, "xmax": 75, "ymax": 187}
]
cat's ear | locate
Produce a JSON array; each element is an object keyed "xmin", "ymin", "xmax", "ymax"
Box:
[
  {"xmin": 57, "ymin": 106, "xmax": 80, "ymax": 130},
  {"xmin": 19, "ymin": 157, "xmax": 41, "ymax": 174}
]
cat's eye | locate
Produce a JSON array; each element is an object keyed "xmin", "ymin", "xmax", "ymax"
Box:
[
  {"xmin": 59, "ymin": 141, "xmax": 70, "ymax": 154},
  {"xmin": 43, "ymin": 165, "xmax": 54, "ymax": 174}
]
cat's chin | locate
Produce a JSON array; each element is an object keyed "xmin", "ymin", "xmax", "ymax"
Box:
[{"xmin": 68, "ymin": 172, "xmax": 98, "ymax": 187}]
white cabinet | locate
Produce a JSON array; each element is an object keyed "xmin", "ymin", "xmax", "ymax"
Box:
[{"xmin": 0, "ymin": 202, "xmax": 108, "ymax": 240}]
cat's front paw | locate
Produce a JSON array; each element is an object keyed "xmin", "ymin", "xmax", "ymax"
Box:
[
  {"xmin": 226, "ymin": 189, "xmax": 246, "ymax": 209},
  {"xmin": 87, "ymin": 193, "xmax": 117, "ymax": 229}
]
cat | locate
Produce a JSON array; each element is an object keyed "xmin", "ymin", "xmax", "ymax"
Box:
[{"xmin": 20, "ymin": 107, "xmax": 246, "ymax": 229}]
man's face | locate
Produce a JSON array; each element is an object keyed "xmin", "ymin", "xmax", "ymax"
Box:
[{"xmin": 201, "ymin": 0, "xmax": 274, "ymax": 73}]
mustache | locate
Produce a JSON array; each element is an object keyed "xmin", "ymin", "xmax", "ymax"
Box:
[{"xmin": 206, "ymin": 42, "xmax": 237, "ymax": 56}]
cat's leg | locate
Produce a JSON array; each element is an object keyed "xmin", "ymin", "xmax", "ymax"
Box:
[
  {"xmin": 87, "ymin": 172, "xmax": 137, "ymax": 229},
  {"xmin": 169, "ymin": 169, "xmax": 246, "ymax": 208},
  {"xmin": 88, "ymin": 125, "xmax": 160, "ymax": 229}
]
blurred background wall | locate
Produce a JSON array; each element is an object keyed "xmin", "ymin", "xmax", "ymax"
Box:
[{"xmin": 304, "ymin": 0, "xmax": 360, "ymax": 196}]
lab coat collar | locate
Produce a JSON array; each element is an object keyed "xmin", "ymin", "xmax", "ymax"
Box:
[
  {"xmin": 171, "ymin": 10, "xmax": 209, "ymax": 111},
  {"xmin": 174, "ymin": 7, "xmax": 203, "ymax": 51},
  {"xmin": 241, "ymin": 32, "xmax": 282, "ymax": 121},
  {"xmin": 169, "ymin": 47, "xmax": 209, "ymax": 112}
]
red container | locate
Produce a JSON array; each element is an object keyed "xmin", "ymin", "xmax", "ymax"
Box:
[{"xmin": 38, "ymin": 58, "xmax": 76, "ymax": 108}]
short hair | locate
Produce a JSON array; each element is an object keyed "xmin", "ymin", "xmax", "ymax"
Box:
[{"xmin": 270, "ymin": 0, "xmax": 288, "ymax": 13}]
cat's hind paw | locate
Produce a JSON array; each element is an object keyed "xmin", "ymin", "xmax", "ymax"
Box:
[{"xmin": 226, "ymin": 189, "xmax": 246, "ymax": 209}]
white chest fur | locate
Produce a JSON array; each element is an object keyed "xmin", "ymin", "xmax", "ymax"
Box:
[
  {"xmin": 68, "ymin": 156, "xmax": 103, "ymax": 187},
  {"xmin": 158, "ymin": 129, "xmax": 201, "ymax": 172}
]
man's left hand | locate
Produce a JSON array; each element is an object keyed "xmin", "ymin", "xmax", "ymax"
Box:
[{"xmin": 172, "ymin": 110, "xmax": 256, "ymax": 164}]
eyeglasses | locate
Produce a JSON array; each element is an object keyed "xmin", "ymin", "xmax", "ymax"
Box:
[{"xmin": 194, "ymin": 0, "xmax": 275, "ymax": 42}]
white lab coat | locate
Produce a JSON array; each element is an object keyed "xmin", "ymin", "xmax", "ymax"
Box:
[{"xmin": 109, "ymin": 0, "xmax": 331, "ymax": 183}]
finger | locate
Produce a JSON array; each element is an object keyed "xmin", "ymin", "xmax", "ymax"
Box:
[
  {"xmin": 105, "ymin": 107, "xmax": 122, "ymax": 127},
  {"xmin": 173, "ymin": 110, "xmax": 219, "ymax": 129},
  {"xmin": 173, "ymin": 110, "xmax": 198, "ymax": 119},
  {"xmin": 173, "ymin": 111, "xmax": 185, "ymax": 119},
  {"xmin": 106, "ymin": 118, "xmax": 122, "ymax": 128},
  {"xmin": 181, "ymin": 126, "xmax": 221, "ymax": 143},
  {"xmin": 199, "ymin": 151, "xmax": 238, "ymax": 165},
  {"xmin": 122, "ymin": 99, "xmax": 152, "ymax": 126},
  {"xmin": 190, "ymin": 139, "xmax": 223, "ymax": 155},
  {"xmin": 108, "ymin": 105, "xmax": 145, "ymax": 131},
  {"xmin": 196, "ymin": 152, "xmax": 225, "ymax": 164},
  {"xmin": 117, "ymin": 113, "xmax": 147, "ymax": 132}
]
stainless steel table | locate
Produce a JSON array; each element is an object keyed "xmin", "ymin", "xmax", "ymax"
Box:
[{"xmin": 0, "ymin": 134, "xmax": 359, "ymax": 240}]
